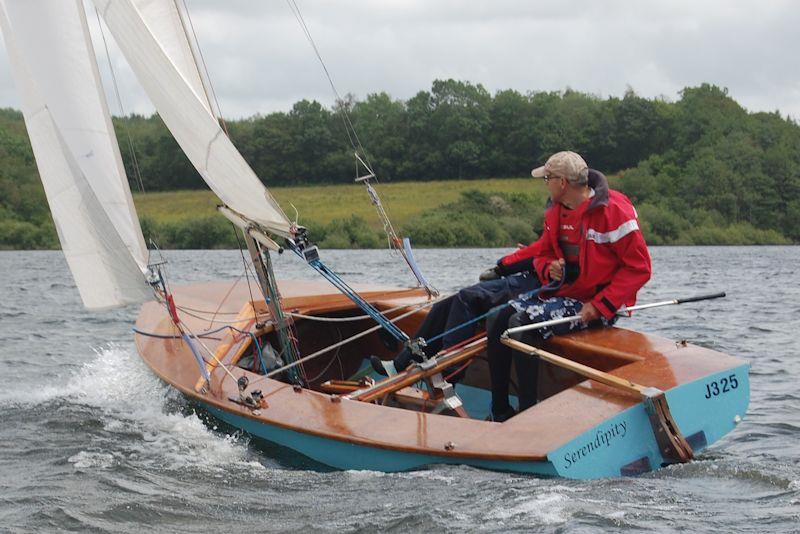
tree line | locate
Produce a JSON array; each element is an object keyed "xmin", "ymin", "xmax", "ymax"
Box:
[{"xmin": 1, "ymin": 80, "xmax": 799, "ymax": 248}]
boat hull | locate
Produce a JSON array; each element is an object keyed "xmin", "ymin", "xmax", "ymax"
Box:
[{"xmin": 195, "ymin": 363, "xmax": 749, "ymax": 479}]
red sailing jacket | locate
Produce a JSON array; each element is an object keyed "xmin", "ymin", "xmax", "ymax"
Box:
[
  {"xmin": 499, "ymin": 170, "xmax": 651, "ymax": 320},
  {"xmin": 533, "ymin": 171, "xmax": 652, "ymax": 319}
]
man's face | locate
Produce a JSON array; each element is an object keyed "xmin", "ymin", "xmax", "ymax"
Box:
[{"xmin": 544, "ymin": 173, "xmax": 567, "ymax": 202}]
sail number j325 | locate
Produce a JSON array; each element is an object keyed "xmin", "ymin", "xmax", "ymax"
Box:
[{"xmin": 704, "ymin": 374, "xmax": 739, "ymax": 399}]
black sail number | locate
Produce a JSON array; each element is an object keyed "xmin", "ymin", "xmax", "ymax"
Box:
[{"xmin": 704, "ymin": 374, "xmax": 739, "ymax": 399}]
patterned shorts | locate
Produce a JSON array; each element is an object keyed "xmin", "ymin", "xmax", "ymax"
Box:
[{"xmin": 509, "ymin": 295, "xmax": 615, "ymax": 340}]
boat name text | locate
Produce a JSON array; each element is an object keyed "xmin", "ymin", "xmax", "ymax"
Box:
[{"xmin": 563, "ymin": 421, "xmax": 627, "ymax": 469}]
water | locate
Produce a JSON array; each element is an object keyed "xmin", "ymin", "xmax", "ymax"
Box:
[{"xmin": 1, "ymin": 247, "xmax": 798, "ymax": 532}]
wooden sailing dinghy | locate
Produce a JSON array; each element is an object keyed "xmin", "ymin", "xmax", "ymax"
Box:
[
  {"xmin": 133, "ymin": 280, "xmax": 749, "ymax": 478},
  {"xmin": 1, "ymin": 0, "xmax": 749, "ymax": 479}
]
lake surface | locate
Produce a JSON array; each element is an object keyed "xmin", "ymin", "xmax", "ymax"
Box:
[{"xmin": 1, "ymin": 247, "xmax": 798, "ymax": 532}]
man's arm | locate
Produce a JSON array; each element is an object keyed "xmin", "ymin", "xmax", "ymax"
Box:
[
  {"xmin": 591, "ymin": 228, "xmax": 652, "ymax": 320},
  {"xmin": 493, "ymin": 239, "xmax": 542, "ymax": 277},
  {"xmin": 531, "ymin": 220, "xmax": 560, "ymax": 284}
]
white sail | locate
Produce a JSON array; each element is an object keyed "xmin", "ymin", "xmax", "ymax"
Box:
[
  {"xmin": 0, "ymin": 0, "xmax": 151, "ymax": 309},
  {"xmin": 94, "ymin": 0, "xmax": 292, "ymax": 237},
  {"xmin": 132, "ymin": 0, "xmax": 215, "ymax": 117}
]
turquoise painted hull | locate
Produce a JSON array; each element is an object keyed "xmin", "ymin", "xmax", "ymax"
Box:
[{"xmin": 199, "ymin": 363, "xmax": 749, "ymax": 479}]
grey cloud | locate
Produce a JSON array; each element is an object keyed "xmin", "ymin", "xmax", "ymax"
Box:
[{"xmin": 0, "ymin": 0, "xmax": 798, "ymax": 119}]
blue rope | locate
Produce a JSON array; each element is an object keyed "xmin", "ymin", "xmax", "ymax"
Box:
[
  {"xmin": 295, "ymin": 249, "xmax": 409, "ymax": 342},
  {"xmin": 133, "ymin": 325, "xmax": 268, "ymax": 373},
  {"xmin": 424, "ymin": 306, "xmax": 503, "ymax": 345},
  {"xmin": 424, "ymin": 277, "xmax": 564, "ymax": 346}
]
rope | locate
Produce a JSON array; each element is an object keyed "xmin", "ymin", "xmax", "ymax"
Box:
[
  {"xmin": 303, "ymin": 326, "xmax": 344, "ymax": 383},
  {"xmin": 423, "ymin": 277, "xmax": 565, "ymax": 346},
  {"xmin": 300, "ymin": 253, "xmax": 410, "ymax": 342},
  {"xmin": 134, "ymin": 325, "xmax": 226, "ymax": 339},
  {"xmin": 93, "ymin": 8, "xmax": 145, "ymax": 194},
  {"xmin": 248, "ymin": 295, "xmax": 446, "ymax": 386},
  {"xmin": 286, "ymin": 300, "xmax": 421, "ymax": 322},
  {"xmin": 284, "ymin": 0, "xmax": 437, "ymax": 295},
  {"xmin": 180, "ymin": 320, "xmax": 239, "ymax": 382},
  {"xmin": 258, "ymin": 241, "xmax": 305, "ymax": 383},
  {"xmin": 284, "ymin": 0, "xmax": 371, "ymax": 167},
  {"xmin": 233, "ymin": 223, "xmax": 262, "ymax": 325},
  {"xmin": 177, "ymin": 0, "xmax": 228, "ymax": 135},
  {"xmin": 175, "ymin": 297, "xmax": 440, "ymax": 325}
]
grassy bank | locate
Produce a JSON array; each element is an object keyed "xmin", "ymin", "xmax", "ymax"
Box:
[
  {"xmin": 130, "ymin": 176, "xmax": 791, "ymax": 249},
  {"xmin": 133, "ymin": 177, "xmax": 548, "ymax": 248},
  {"xmin": 1, "ymin": 177, "xmax": 791, "ymax": 250},
  {"xmin": 133, "ymin": 178, "xmax": 536, "ymax": 226}
]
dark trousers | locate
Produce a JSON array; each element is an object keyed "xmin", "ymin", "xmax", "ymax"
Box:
[
  {"xmin": 394, "ymin": 273, "xmax": 541, "ymax": 371},
  {"xmin": 487, "ymin": 296, "xmax": 616, "ymax": 417},
  {"xmin": 486, "ymin": 307, "xmax": 540, "ymax": 414}
]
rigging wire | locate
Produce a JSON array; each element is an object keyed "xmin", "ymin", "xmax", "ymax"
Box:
[
  {"xmin": 173, "ymin": 298, "xmax": 443, "ymax": 324},
  {"xmin": 304, "ymin": 326, "xmax": 344, "ymax": 384},
  {"xmin": 93, "ymin": 8, "xmax": 146, "ymax": 194},
  {"xmin": 177, "ymin": 0, "xmax": 230, "ymax": 135},
  {"xmin": 284, "ymin": 0, "xmax": 373, "ymax": 172},
  {"xmin": 284, "ymin": 0, "xmax": 437, "ymax": 296}
]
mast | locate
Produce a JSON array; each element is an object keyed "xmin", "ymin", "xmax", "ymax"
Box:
[{"xmin": 218, "ymin": 207, "xmax": 304, "ymax": 384}]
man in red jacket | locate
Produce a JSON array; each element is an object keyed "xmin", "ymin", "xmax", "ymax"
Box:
[{"xmin": 487, "ymin": 151, "xmax": 652, "ymax": 421}]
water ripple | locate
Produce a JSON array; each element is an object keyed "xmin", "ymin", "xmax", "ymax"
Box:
[{"xmin": 1, "ymin": 247, "xmax": 799, "ymax": 532}]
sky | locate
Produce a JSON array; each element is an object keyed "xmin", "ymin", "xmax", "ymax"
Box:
[{"xmin": 1, "ymin": 0, "xmax": 799, "ymax": 120}]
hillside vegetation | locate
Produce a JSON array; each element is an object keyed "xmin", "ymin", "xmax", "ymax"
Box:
[{"xmin": 1, "ymin": 81, "xmax": 798, "ymax": 248}]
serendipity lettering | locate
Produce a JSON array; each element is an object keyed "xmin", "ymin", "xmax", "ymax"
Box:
[{"xmin": 563, "ymin": 421, "xmax": 627, "ymax": 469}]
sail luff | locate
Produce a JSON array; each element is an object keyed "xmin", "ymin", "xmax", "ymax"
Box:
[
  {"xmin": 94, "ymin": 0, "xmax": 292, "ymax": 237},
  {"xmin": 171, "ymin": 0, "xmax": 221, "ymax": 119},
  {"xmin": 80, "ymin": 2, "xmax": 149, "ymax": 268},
  {"xmin": 132, "ymin": 0, "xmax": 215, "ymax": 117}
]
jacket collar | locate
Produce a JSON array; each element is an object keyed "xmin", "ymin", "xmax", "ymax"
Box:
[
  {"xmin": 544, "ymin": 168, "xmax": 609, "ymax": 211},
  {"xmin": 587, "ymin": 169, "xmax": 609, "ymax": 211}
]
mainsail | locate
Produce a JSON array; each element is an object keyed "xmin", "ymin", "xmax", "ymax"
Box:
[
  {"xmin": 0, "ymin": 0, "xmax": 151, "ymax": 310},
  {"xmin": 132, "ymin": 0, "xmax": 216, "ymax": 117},
  {"xmin": 94, "ymin": 0, "xmax": 292, "ymax": 237}
]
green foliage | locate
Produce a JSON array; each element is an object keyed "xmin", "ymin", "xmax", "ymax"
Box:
[
  {"xmin": 139, "ymin": 216, "xmax": 238, "ymax": 249},
  {"xmin": 0, "ymin": 219, "xmax": 56, "ymax": 249},
  {"xmin": 315, "ymin": 215, "xmax": 382, "ymax": 249},
  {"xmin": 3, "ymin": 79, "xmax": 800, "ymax": 248},
  {"xmin": 403, "ymin": 190, "xmax": 542, "ymax": 247}
]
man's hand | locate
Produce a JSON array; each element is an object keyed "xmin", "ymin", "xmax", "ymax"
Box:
[
  {"xmin": 579, "ymin": 302, "xmax": 601, "ymax": 324},
  {"xmin": 479, "ymin": 267, "xmax": 501, "ymax": 282},
  {"xmin": 548, "ymin": 259, "xmax": 565, "ymax": 281}
]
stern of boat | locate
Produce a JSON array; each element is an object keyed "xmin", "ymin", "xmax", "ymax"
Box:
[{"xmin": 546, "ymin": 362, "xmax": 750, "ymax": 479}]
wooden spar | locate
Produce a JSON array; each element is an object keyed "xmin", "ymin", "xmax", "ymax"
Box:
[
  {"xmin": 500, "ymin": 337, "xmax": 646, "ymax": 397},
  {"xmin": 218, "ymin": 206, "xmax": 281, "ymax": 251},
  {"xmin": 345, "ymin": 337, "xmax": 488, "ymax": 403},
  {"xmin": 193, "ymin": 301, "xmax": 256, "ymax": 392},
  {"xmin": 501, "ymin": 336, "xmax": 694, "ymax": 463}
]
